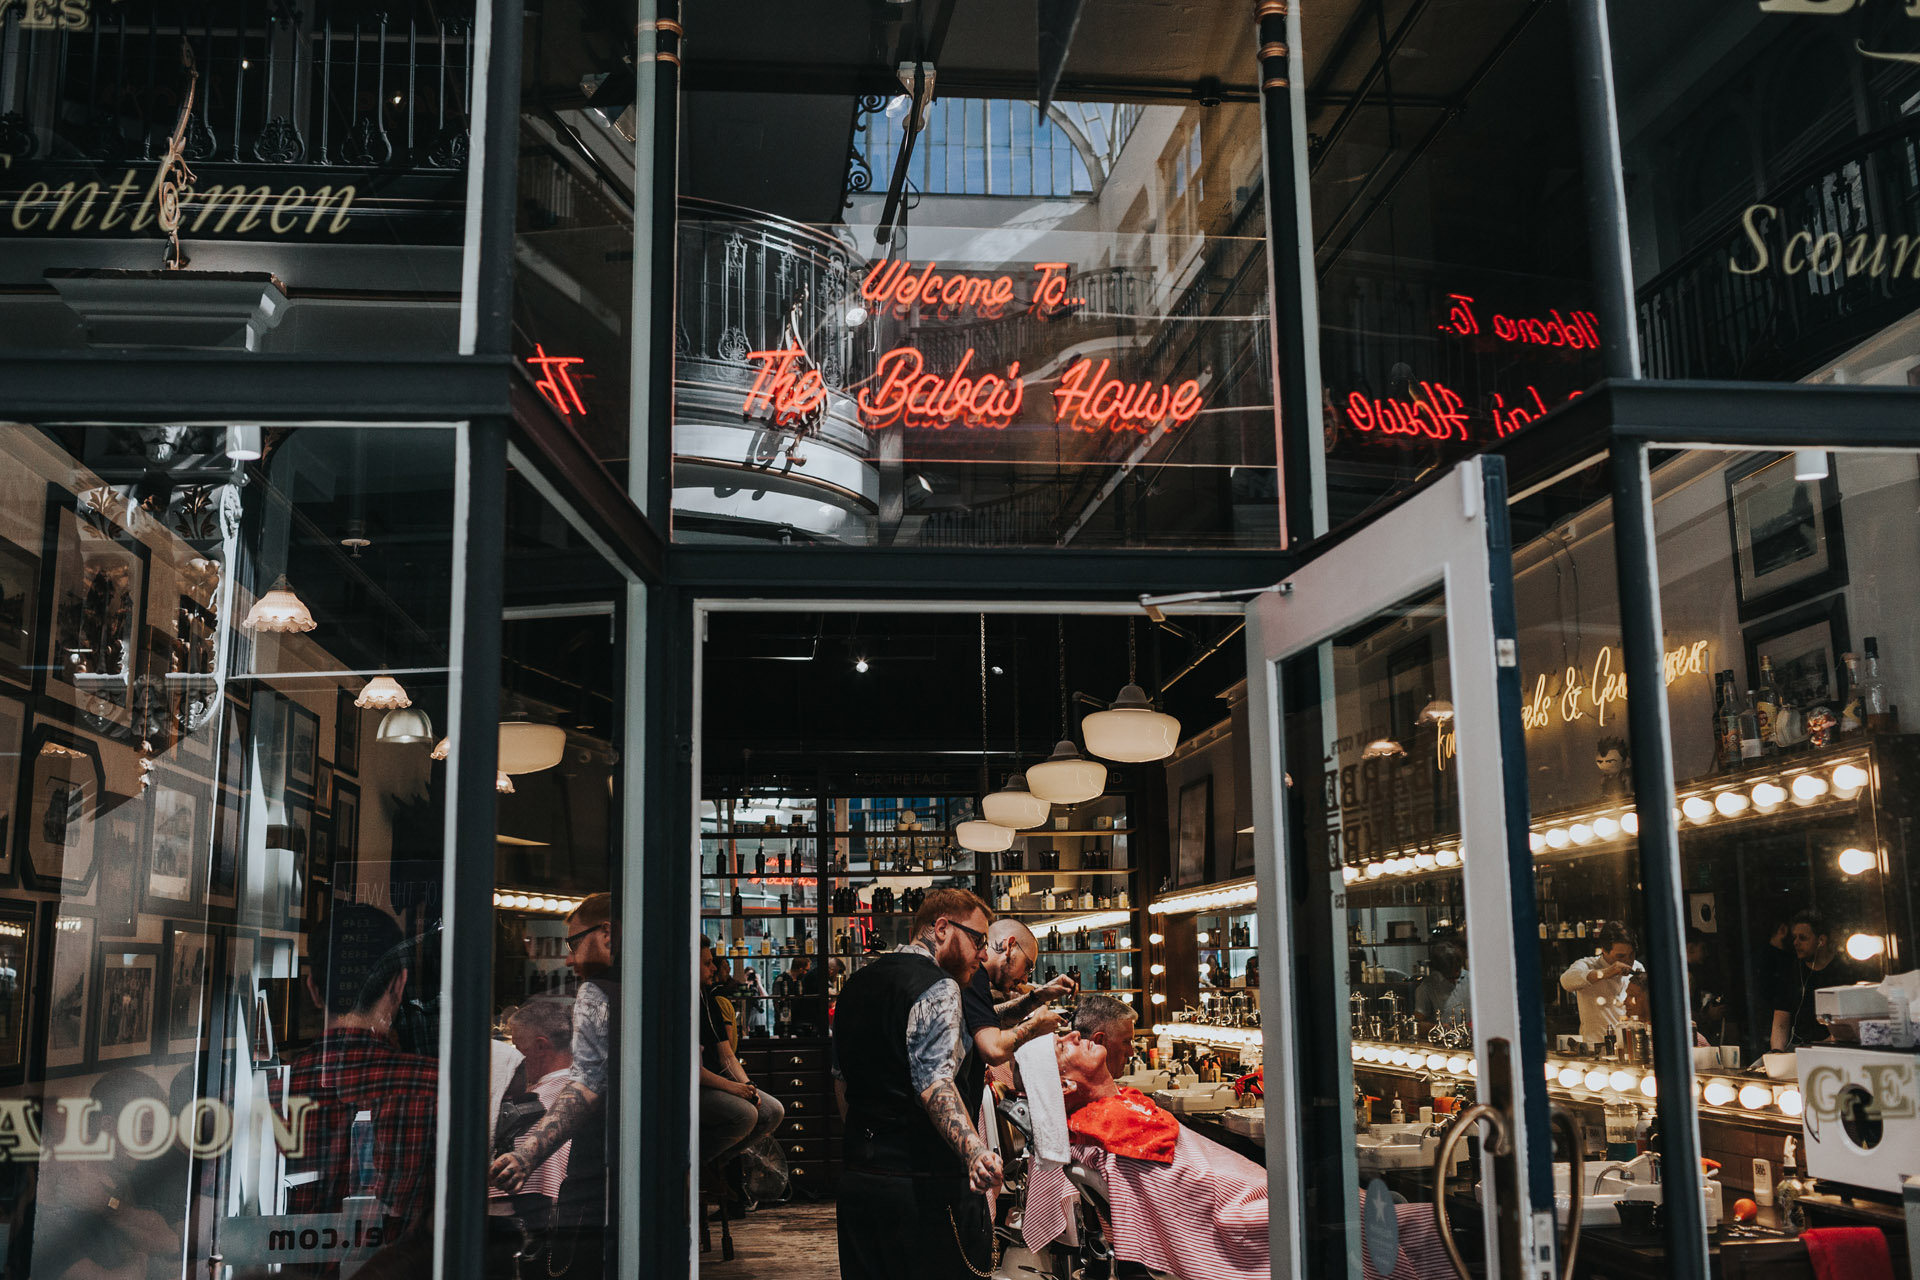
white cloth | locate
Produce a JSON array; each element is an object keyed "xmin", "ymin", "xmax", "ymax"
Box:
[
  {"xmin": 489, "ymin": 1038, "xmax": 524, "ymax": 1130},
  {"xmin": 1014, "ymin": 1036, "xmax": 1080, "ymax": 1248}
]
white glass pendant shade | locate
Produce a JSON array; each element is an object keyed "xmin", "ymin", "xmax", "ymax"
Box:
[
  {"xmin": 499, "ymin": 721, "xmax": 567, "ymax": 774},
  {"xmin": 1082, "ymin": 685, "xmax": 1180, "ymax": 762},
  {"xmin": 982, "ymin": 773, "xmax": 1052, "ymax": 829},
  {"xmin": 1027, "ymin": 740, "xmax": 1107, "ymax": 805},
  {"xmin": 496, "ymin": 771, "xmax": 515, "ymax": 795},
  {"xmin": 955, "ymin": 819, "xmax": 1014, "ymax": 853},
  {"xmin": 243, "ymin": 574, "xmax": 316, "ymax": 633},
  {"xmin": 355, "ymin": 673, "xmax": 412, "ymax": 710},
  {"xmin": 431, "ymin": 737, "xmax": 450, "ymax": 761},
  {"xmin": 376, "ymin": 706, "xmax": 434, "ymax": 744}
]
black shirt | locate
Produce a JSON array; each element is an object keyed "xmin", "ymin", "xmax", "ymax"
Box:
[
  {"xmin": 700, "ymin": 989, "xmax": 730, "ymax": 1074},
  {"xmin": 962, "ymin": 968, "xmax": 1001, "ymax": 1039},
  {"xmin": 1776, "ymin": 953, "xmax": 1874, "ymax": 1045}
]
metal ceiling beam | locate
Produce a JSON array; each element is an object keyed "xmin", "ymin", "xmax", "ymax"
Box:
[
  {"xmin": 679, "ymin": 60, "xmax": 1258, "ymax": 103},
  {"xmin": 1309, "ymin": 0, "xmax": 1434, "ymax": 172}
]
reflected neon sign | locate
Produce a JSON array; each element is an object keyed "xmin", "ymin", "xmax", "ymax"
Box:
[{"xmin": 527, "ymin": 345, "xmax": 588, "ymax": 417}]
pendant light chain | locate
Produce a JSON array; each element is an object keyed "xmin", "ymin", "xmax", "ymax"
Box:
[
  {"xmin": 1128, "ymin": 616, "xmax": 1137, "ymax": 686},
  {"xmin": 1057, "ymin": 617, "xmax": 1069, "ymax": 740},
  {"xmin": 978, "ymin": 612, "xmax": 990, "ymax": 797}
]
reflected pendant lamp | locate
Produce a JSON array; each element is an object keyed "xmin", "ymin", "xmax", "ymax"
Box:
[
  {"xmin": 1027, "ymin": 739, "xmax": 1107, "ymax": 805},
  {"xmin": 431, "ymin": 737, "xmax": 450, "ymax": 761},
  {"xmin": 956, "ymin": 818, "xmax": 1015, "ymax": 853},
  {"xmin": 243, "ymin": 574, "xmax": 316, "ymax": 633},
  {"xmin": 982, "ymin": 772, "xmax": 1052, "ymax": 829},
  {"xmin": 1082, "ymin": 685, "xmax": 1180, "ymax": 762},
  {"xmin": 355, "ymin": 671, "xmax": 412, "ymax": 710},
  {"xmin": 499, "ymin": 718, "xmax": 567, "ymax": 775},
  {"xmin": 376, "ymin": 706, "xmax": 434, "ymax": 744}
]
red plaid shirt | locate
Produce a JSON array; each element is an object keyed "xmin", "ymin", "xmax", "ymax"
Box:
[{"xmin": 279, "ymin": 1027, "xmax": 439, "ymax": 1235}]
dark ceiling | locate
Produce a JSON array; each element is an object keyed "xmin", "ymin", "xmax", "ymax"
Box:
[{"xmin": 701, "ymin": 608, "xmax": 1246, "ymax": 785}]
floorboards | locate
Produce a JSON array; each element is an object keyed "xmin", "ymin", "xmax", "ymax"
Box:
[{"xmin": 699, "ymin": 1199, "xmax": 841, "ymax": 1279}]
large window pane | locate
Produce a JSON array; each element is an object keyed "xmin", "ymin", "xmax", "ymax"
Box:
[
  {"xmin": 0, "ymin": 3, "xmax": 480, "ymax": 356},
  {"xmin": 0, "ymin": 421, "xmax": 462, "ymax": 1275}
]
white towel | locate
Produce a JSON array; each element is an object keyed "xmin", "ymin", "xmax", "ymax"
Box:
[{"xmin": 1014, "ymin": 1036, "xmax": 1079, "ymax": 1249}]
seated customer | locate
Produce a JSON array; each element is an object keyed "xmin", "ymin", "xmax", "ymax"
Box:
[
  {"xmin": 1030, "ymin": 1032, "xmax": 1449, "ymax": 1280},
  {"xmin": 698, "ymin": 937, "xmax": 784, "ymax": 1174}
]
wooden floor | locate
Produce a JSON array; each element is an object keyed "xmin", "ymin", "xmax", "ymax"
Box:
[{"xmin": 699, "ymin": 1199, "xmax": 841, "ymax": 1279}]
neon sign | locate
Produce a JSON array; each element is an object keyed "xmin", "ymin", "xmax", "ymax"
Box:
[
  {"xmin": 527, "ymin": 345, "xmax": 588, "ymax": 416},
  {"xmin": 1438, "ymin": 294, "xmax": 1601, "ymax": 350},
  {"xmin": 1344, "ymin": 380, "xmax": 1580, "ymax": 448},
  {"xmin": 744, "ymin": 345, "xmax": 1204, "ymax": 436},
  {"xmin": 861, "ymin": 259, "xmax": 1086, "ymax": 321}
]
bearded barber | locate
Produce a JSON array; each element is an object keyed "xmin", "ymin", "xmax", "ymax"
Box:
[{"xmin": 833, "ymin": 888, "xmax": 1002, "ymax": 1280}]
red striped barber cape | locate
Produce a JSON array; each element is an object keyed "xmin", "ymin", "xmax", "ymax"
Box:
[{"xmin": 1022, "ymin": 1123, "xmax": 1452, "ymax": 1280}]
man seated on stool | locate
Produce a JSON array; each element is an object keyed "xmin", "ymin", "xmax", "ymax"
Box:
[{"xmin": 1027, "ymin": 1033, "xmax": 1450, "ymax": 1280}]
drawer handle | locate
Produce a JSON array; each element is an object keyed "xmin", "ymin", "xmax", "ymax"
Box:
[{"xmin": 791, "ymin": 1145, "xmax": 806, "ymax": 1155}]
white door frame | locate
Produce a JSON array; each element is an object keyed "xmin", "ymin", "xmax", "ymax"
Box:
[{"xmin": 1245, "ymin": 457, "xmax": 1549, "ymax": 1280}]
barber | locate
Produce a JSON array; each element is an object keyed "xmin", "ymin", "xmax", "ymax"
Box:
[
  {"xmin": 1559, "ymin": 921, "xmax": 1644, "ymax": 1046},
  {"xmin": 833, "ymin": 888, "xmax": 1001, "ymax": 1280},
  {"xmin": 964, "ymin": 919, "xmax": 1078, "ymax": 1072}
]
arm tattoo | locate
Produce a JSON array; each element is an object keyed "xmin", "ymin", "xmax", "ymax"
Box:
[
  {"xmin": 514, "ymin": 1081, "xmax": 601, "ymax": 1167},
  {"xmin": 993, "ymin": 988, "xmax": 1048, "ymax": 1023},
  {"xmin": 919, "ymin": 1078, "xmax": 986, "ymax": 1166}
]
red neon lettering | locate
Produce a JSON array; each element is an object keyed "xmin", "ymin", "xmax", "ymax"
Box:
[
  {"xmin": 1474, "ymin": 305, "xmax": 1602, "ymax": 350},
  {"xmin": 862, "ymin": 259, "xmax": 1022, "ymax": 321},
  {"xmin": 1052, "ymin": 359, "xmax": 1203, "ymax": 433},
  {"xmin": 1344, "ymin": 383, "xmax": 1469, "ymax": 443},
  {"xmin": 856, "ymin": 346, "xmax": 1023, "ymax": 430},
  {"xmin": 1439, "ymin": 294, "xmax": 1480, "ymax": 336},
  {"xmin": 742, "ymin": 346, "xmax": 828, "ymax": 424},
  {"xmin": 527, "ymin": 344, "xmax": 588, "ymax": 416}
]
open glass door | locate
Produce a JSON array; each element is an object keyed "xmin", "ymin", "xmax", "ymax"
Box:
[{"xmin": 1248, "ymin": 457, "xmax": 1562, "ymax": 1280}]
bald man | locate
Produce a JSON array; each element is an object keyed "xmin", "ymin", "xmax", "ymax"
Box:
[{"xmin": 962, "ymin": 919, "xmax": 1080, "ymax": 1070}]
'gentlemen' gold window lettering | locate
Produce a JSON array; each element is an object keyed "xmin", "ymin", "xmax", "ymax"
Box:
[{"xmin": 4, "ymin": 167, "xmax": 357, "ymax": 237}]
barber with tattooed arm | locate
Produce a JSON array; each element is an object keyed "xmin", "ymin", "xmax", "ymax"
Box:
[{"xmin": 832, "ymin": 887, "xmax": 1003, "ymax": 1280}]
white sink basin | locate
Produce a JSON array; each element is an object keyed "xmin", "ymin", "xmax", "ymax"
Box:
[
  {"xmin": 1355, "ymin": 1131, "xmax": 1427, "ymax": 1171},
  {"xmin": 1153, "ymin": 1085, "xmax": 1235, "ymax": 1113},
  {"xmin": 1556, "ymin": 1187, "xmax": 1661, "ymax": 1227},
  {"xmin": 1224, "ymin": 1108, "xmax": 1265, "ymax": 1140}
]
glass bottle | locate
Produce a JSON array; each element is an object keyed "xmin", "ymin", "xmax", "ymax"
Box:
[
  {"xmin": 755, "ymin": 842, "xmax": 766, "ymax": 877},
  {"xmin": 1776, "ymin": 1137, "xmax": 1810, "ymax": 1235},
  {"xmin": 731, "ymin": 885, "xmax": 744, "ymax": 916},
  {"xmin": 1755, "ymin": 657, "xmax": 1782, "ymax": 754},
  {"xmin": 1715, "ymin": 672, "xmax": 1742, "ymax": 770},
  {"xmin": 1738, "ymin": 690, "xmax": 1763, "ymax": 761},
  {"xmin": 1840, "ymin": 653, "xmax": 1864, "ymax": 733},
  {"xmin": 1861, "ymin": 637, "xmax": 1895, "ymax": 731}
]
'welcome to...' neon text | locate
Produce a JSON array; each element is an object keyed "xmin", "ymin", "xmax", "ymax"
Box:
[{"xmin": 861, "ymin": 260, "xmax": 1086, "ymax": 321}]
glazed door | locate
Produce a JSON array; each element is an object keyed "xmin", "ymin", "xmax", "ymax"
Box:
[{"xmin": 1247, "ymin": 457, "xmax": 1561, "ymax": 1280}]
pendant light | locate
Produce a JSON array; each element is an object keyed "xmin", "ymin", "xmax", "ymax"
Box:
[
  {"xmin": 984, "ymin": 639, "xmax": 1052, "ymax": 828},
  {"xmin": 376, "ymin": 706, "xmax": 434, "ymax": 744},
  {"xmin": 499, "ymin": 704, "xmax": 567, "ymax": 775},
  {"xmin": 431, "ymin": 737, "xmax": 450, "ymax": 761},
  {"xmin": 355, "ymin": 669, "xmax": 411, "ymax": 710},
  {"xmin": 496, "ymin": 771, "xmax": 516, "ymax": 795},
  {"xmin": 1083, "ymin": 619, "xmax": 1180, "ymax": 762},
  {"xmin": 957, "ymin": 614, "xmax": 1019, "ymax": 854},
  {"xmin": 242, "ymin": 574, "xmax": 316, "ymax": 633},
  {"xmin": 1027, "ymin": 618, "xmax": 1107, "ymax": 805}
]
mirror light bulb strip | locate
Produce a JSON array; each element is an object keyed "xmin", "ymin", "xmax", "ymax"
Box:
[{"xmin": 1149, "ymin": 877, "xmax": 1258, "ymax": 915}]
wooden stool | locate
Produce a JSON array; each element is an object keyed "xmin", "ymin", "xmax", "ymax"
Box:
[{"xmin": 699, "ymin": 1158, "xmax": 736, "ymax": 1261}]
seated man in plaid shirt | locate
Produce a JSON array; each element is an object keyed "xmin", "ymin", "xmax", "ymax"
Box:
[{"xmin": 282, "ymin": 903, "xmax": 439, "ymax": 1245}]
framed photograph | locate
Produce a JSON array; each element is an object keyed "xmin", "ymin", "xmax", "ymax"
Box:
[
  {"xmin": 41, "ymin": 905, "xmax": 94, "ymax": 1075},
  {"xmin": 0, "ymin": 539, "xmax": 41, "ymax": 689},
  {"xmin": 40, "ymin": 494, "xmax": 148, "ymax": 736},
  {"xmin": 1176, "ymin": 776, "xmax": 1212, "ymax": 889},
  {"xmin": 96, "ymin": 798, "xmax": 141, "ymax": 936},
  {"xmin": 1726, "ymin": 453, "xmax": 1849, "ymax": 621},
  {"xmin": 1744, "ymin": 594, "xmax": 1852, "ymax": 714},
  {"xmin": 335, "ymin": 685, "xmax": 361, "ymax": 776},
  {"xmin": 333, "ymin": 779, "xmax": 360, "ymax": 871},
  {"xmin": 0, "ymin": 691, "xmax": 27, "ymax": 880},
  {"xmin": 315, "ymin": 761, "xmax": 334, "ymax": 815},
  {"xmin": 163, "ymin": 923, "xmax": 214, "ymax": 1057},
  {"xmin": 94, "ymin": 941, "xmax": 160, "ymax": 1063},
  {"xmin": 19, "ymin": 725, "xmax": 104, "ymax": 892},
  {"xmin": 284, "ymin": 803, "xmax": 311, "ymax": 928},
  {"xmin": 0, "ymin": 899, "xmax": 36, "ymax": 1082},
  {"xmin": 143, "ymin": 775, "xmax": 203, "ymax": 912},
  {"xmin": 284, "ymin": 702, "xmax": 319, "ymax": 795},
  {"xmin": 209, "ymin": 700, "xmax": 251, "ymax": 914}
]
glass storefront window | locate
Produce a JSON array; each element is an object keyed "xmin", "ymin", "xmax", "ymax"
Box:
[
  {"xmin": 0, "ymin": 2, "xmax": 480, "ymax": 356},
  {"xmin": 1611, "ymin": 4, "xmax": 1920, "ymax": 383},
  {"xmin": 0, "ymin": 421, "xmax": 464, "ymax": 1274},
  {"xmin": 1305, "ymin": 0, "xmax": 1600, "ymax": 525},
  {"xmin": 669, "ymin": 3, "xmax": 1281, "ymax": 548}
]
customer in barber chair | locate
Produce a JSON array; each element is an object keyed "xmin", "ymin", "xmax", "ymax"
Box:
[{"xmin": 1023, "ymin": 1032, "xmax": 1451, "ymax": 1280}]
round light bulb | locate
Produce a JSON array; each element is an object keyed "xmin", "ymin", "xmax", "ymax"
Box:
[
  {"xmin": 1832, "ymin": 763, "xmax": 1869, "ymax": 793},
  {"xmin": 1196, "ymin": 931, "xmax": 1211, "ymax": 944},
  {"xmin": 1558, "ymin": 1067, "xmax": 1583, "ymax": 1088},
  {"xmin": 1351, "ymin": 1045, "xmax": 1364, "ymax": 1061},
  {"xmin": 1752, "ymin": 781, "xmax": 1787, "ymax": 809},
  {"xmin": 1593, "ymin": 817, "xmax": 1620, "ymax": 840},
  {"xmin": 1738, "ymin": 1083, "xmax": 1773, "ymax": 1111},
  {"xmin": 1466, "ymin": 1060, "xmax": 1477, "ymax": 1077},
  {"xmin": 1342, "ymin": 866, "xmax": 1360, "ymax": 883},
  {"xmin": 1609, "ymin": 1070, "xmax": 1637, "ymax": 1093},
  {"xmin": 1414, "ymin": 853, "xmax": 1436, "ymax": 870},
  {"xmin": 1584, "ymin": 1069, "xmax": 1609, "ymax": 1092},
  {"xmin": 1391, "ymin": 1050, "xmax": 1410, "ymax": 1066},
  {"xmin": 1149, "ymin": 933, "xmax": 1164, "ymax": 945},
  {"xmin": 1703, "ymin": 1079, "xmax": 1737, "ymax": 1107},
  {"xmin": 1622, "ymin": 812, "xmax": 1639, "ymax": 835},
  {"xmin": 1448, "ymin": 1056, "xmax": 1467, "ymax": 1074},
  {"xmin": 1570, "ymin": 823, "xmax": 1596, "ymax": 846},
  {"xmin": 1778, "ymin": 1088, "xmax": 1803, "ymax": 1117},
  {"xmin": 1846, "ymin": 933, "xmax": 1887, "ymax": 961},
  {"xmin": 1838, "ymin": 847, "xmax": 1876, "ymax": 876},
  {"xmin": 1529, "ymin": 831, "xmax": 1546, "ymax": 853},
  {"xmin": 1121, "ymin": 966, "xmax": 1132, "ymax": 977},
  {"xmin": 1792, "ymin": 773, "xmax": 1830, "ymax": 802},
  {"xmin": 1150, "ymin": 963, "xmax": 1165, "ymax": 976},
  {"xmin": 1682, "ymin": 796, "xmax": 1714, "ymax": 824},
  {"xmin": 1364, "ymin": 862, "xmax": 1384, "ymax": 879},
  {"xmin": 1120, "ymin": 937, "xmax": 1131, "ymax": 948},
  {"xmin": 1640, "ymin": 1075, "xmax": 1657, "ymax": 1099},
  {"xmin": 1427, "ymin": 1054, "xmax": 1447, "ymax": 1070},
  {"xmin": 1545, "ymin": 827, "xmax": 1571, "ymax": 849},
  {"xmin": 1714, "ymin": 791, "xmax": 1750, "ymax": 817},
  {"xmin": 1436, "ymin": 847, "xmax": 1459, "ymax": 868},
  {"xmin": 1545, "ymin": 1061, "xmax": 1560, "ymax": 1083},
  {"xmin": 1150, "ymin": 993, "xmax": 1166, "ymax": 1005}
]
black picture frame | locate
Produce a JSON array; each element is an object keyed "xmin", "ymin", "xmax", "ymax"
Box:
[
  {"xmin": 38, "ymin": 488, "xmax": 149, "ymax": 739},
  {"xmin": 208, "ymin": 700, "xmax": 251, "ymax": 917},
  {"xmin": 39, "ymin": 903, "xmax": 94, "ymax": 1077},
  {"xmin": 141, "ymin": 770, "xmax": 205, "ymax": 915},
  {"xmin": 1725, "ymin": 453, "xmax": 1849, "ymax": 621},
  {"xmin": 333, "ymin": 778, "xmax": 361, "ymax": 873},
  {"xmin": 96, "ymin": 794, "xmax": 142, "ymax": 936},
  {"xmin": 335, "ymin": 685, "xmax": 361, "ymax": 776},
  {"xmin": 1176, "ymin": 776, "xmax": 1212, "ymax": 889},
  {"xmin": 0, "ymin": 537, "xmax": 41, "ymax": 690},
  {"xmin": 93, "ymin": 939, "xmax": 160, "ymax": 1064},
  {"xmin": 163, "ymin": 921, "xmax": 215, "ymax": 1058},
  {"xmin": 1743, "ymin": 594, "xmax": 1853, "ymax": 715},
  {"xmin": 0, "ymin": 897, "xmax": 37, "ymax": 1083},
  {"xmin": 284, "ymin": 701, "xmax": 320, "ymax": 795},
  {"xmin": 0, "ymin": 690, "xmax": 28, "ymax": 883},
  {"xmin": 18, "ymin": 724, "xmax": 105, "ymax": 893}
]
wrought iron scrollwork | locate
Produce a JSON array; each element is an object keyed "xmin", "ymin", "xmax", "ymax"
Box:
[
  {"xmin": 844, "ymin": 93, "xmax": 889, "ymax": 207},
  {"xmin": 253, "ymin": 118, "xmax": 304, "ymax": 163}
]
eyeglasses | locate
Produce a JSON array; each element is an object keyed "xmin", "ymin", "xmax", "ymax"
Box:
[
  {"xmin": 946, "ymin": 919, "xmax": 988, "ymax": 951},
  {"xmin": 567, "ymin": 922, "xmax": 607, "ymax": 951}
]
